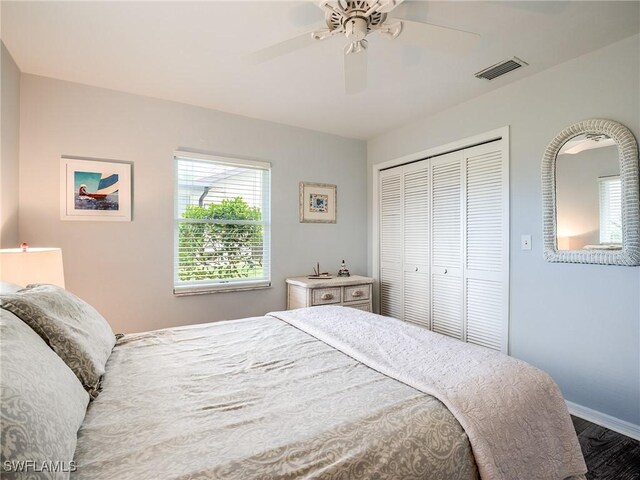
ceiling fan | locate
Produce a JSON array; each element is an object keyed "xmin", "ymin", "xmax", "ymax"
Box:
[{"xmin": 247, "ymin": 0, "xmax": 480, "ymax": 94}]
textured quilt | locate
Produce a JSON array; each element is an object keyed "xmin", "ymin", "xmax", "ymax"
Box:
[
  {"xmin": 72, "ymin": 315, "xmax": 478, "ymax": 479},
  {"xmin": 269, "ymin": 306, "xmax": 587, "ymax": 480}
]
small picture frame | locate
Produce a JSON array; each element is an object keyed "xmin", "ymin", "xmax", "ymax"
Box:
[
  {"xmin": 60, "ymin": 157, "xmax": 132, "ymax": 221},
  {"xmin": 299, "ymin": 182, "xmax": 337, "ymax": 223}
]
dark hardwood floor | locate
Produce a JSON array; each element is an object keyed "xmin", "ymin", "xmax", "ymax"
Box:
[{"xmin": 572, "ymin": 415, "xmax": 640, "ymax": 480}]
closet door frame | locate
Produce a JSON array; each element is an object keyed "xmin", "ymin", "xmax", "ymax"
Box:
[{"xmin": 372, "ymin": 126, "xmax": 510, "ymax": 351}]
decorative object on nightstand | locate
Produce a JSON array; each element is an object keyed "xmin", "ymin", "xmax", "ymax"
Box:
[
  {"xmin": 286, "ymin": 275, "xmax": 373, "ymax": 312},
  {"xmin": 307, "ymin": 262, "xmax": 332, "ymax": 279},
  {"xmin": 337, "ymin": 260, "xmax": 350, "ymax": 277},
  {"xmin": 0, "ymin": 244, "xmax": 66, "ymax": 288}
]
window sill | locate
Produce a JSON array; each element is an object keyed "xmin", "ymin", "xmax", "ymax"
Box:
[{"xmin": 173, "ymin": 281, "xmax": 271, "ymax": 296}]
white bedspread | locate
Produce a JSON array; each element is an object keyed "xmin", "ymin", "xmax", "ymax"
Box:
[{"xmin": 268, "ymin": 306, "xmax": 587, "ymax": 480}]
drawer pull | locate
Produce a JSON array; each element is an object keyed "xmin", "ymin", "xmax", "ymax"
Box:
[
  {"xmin": 321, "ymin": 293, "xmax": 334, "ymax": 300},
  {"xmin": 351, "ymin": 290, "xmax": 363, "ymax": 298}
]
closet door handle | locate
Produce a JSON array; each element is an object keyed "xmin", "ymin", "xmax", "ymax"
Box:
[
  {"xmin": 444, "ymin": 268, "xmax": 448, "ymax": 274},
  {"xmin": 415, "ymin": 267, "xmax": 419, "ymax": 272}
]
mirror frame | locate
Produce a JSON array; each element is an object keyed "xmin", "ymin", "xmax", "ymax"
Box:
[{"xmin": 542, "ymin": 118, "xmax": 640, "ymax": 266}]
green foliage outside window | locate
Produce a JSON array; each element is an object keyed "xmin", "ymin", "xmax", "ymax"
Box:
[{"xmin": 178, "ymin": 197, "xmax": 263, "ymax": 281}]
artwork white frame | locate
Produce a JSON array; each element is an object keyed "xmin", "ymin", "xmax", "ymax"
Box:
[
  {"xmin": 60, "ymin": 157, "xmax": 132, "ymax": 221},
  {"xmin": 299, "ymin": 182, "xmax": 337, "ymax": 223}
]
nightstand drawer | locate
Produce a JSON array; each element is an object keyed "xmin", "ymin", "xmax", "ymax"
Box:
[
  {"xmin": 346, "ymin": 302, "xmax": 371, "ymax": 312},
  {"xmin": 343, "ymin": 285, "xmax": 370, "ymax": 303},
  {"xmin": 286, "ymin": 275, "xmax": 374, "ymax": 311},
  {"xmin": 311, "ymin": 287, "xmax": 341, "ymax": 305}
]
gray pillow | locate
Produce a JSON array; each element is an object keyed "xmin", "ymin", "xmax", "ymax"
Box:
[
  {"xmin": 0, "ymin": 284, "xmax": 116, "ymax": 397},
  {"xmin": 0, "ymin": 309, "xmax": 89, "ymax": 479}
]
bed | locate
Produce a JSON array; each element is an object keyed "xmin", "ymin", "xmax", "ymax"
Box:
[{"xmin": 1, "ymin": 284, "xmax": 587, "ymax": 480}]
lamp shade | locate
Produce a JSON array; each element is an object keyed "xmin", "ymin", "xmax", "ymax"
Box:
[{"xmin": 0, "ymin": 248, "xmax": 65, "ymax": 288}]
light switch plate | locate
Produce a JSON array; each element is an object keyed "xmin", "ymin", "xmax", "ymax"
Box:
[{"xmin": 521, "ymin": 234, "xmax": 532, "ymax": 250}]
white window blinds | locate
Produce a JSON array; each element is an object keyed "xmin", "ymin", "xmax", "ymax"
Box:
[
  {"xmin": 174, "ymin": 152, "xmax": 271, "ymax": 295},
  {"xmin": 598, "ymin": 176, "xmax": 622, "ymax": 245}
]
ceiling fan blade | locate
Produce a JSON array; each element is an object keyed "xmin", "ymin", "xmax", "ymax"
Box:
[
  {"xmin": 376, "ymin": 0, "xmax": 406, "ymax": 14},
  {"xmin": 501, "ymin": 1, "xmax": 568, "ymax": 15},
  {"xmin": 289, "ymin": 2, "xmax": 326, "ymax": 27},
  {"xmin": 391, "ymin": 18, "xmax": 480, "ymax": 56},
  {"xmin": 344, "ymin": 47, "xmax": 367, "ymax": 95},
  {"xmin": 245, "ymin": 31, "xmax": 320, "ymax": 64}
]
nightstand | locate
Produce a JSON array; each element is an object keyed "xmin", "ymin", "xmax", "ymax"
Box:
[{"xmin": 286, "ymin": 275, "xmax": 374, "ymax": 311}]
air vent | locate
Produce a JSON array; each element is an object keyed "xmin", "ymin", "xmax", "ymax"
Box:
[{"xmin": 475, "ymin": 57, "xmax": 528, "ymax": 80}]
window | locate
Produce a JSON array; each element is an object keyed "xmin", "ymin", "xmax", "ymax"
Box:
[
  {"xmin": 174, "ymin": 151, "xmax": 271, "ymax": 294},
  {"xmin": 598, "ymin": 176, "xmax": 622, "ymax": 245}
]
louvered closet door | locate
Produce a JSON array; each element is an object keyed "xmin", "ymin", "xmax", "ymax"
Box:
[
  {"xmin": 379, "ymin": 169, "xmax": 403, "ymax": 319},
  {"xmin": 464, "ymin": 141, "xmax": 509, "ymax": 352},
  {"xmin": 403, "ymin": 161, "xmax": 430, "ymax": 328},
  {"xmin": 431, "ymin": 151, "xmax": 464, "ymax": 340}
]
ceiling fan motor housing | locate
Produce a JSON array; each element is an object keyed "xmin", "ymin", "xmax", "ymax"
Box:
[
  {"xmin": 325, "ymin": 0, "xmax": 387, "ymax": 34},
  {"xmin": 346, "ymin": 17, "xmax": 368, "ymax": 41}
]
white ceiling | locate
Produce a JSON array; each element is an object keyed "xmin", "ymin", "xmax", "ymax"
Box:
[{"xmin": 1, "ymin": 1, "xmax": 639, "ymax": 139}]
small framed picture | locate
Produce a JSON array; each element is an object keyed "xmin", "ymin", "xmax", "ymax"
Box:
[
  {"xmin": 299, "ymin": 182, "xmax": 337, "ymax": 223},
  {"xmin": 60, "ymin": 157, "xmax": 132, "ymax": 221}
]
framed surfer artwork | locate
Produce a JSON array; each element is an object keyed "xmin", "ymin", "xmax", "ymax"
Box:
[{"xmin": 60, "ymin": 157, "xmax": 132, "ymax": 221}]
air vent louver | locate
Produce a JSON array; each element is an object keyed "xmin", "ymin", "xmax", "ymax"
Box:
[{"xmin": 475, "ymin": 57, "xmax": 528, "ymax": 80}]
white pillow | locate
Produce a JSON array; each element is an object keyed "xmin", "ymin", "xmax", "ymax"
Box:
[{"xmin": 0, "ymin": 309, "xmax": 89, "ymax": 479}]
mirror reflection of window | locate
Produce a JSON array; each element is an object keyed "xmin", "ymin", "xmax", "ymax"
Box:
[
  {"xmin": 555, "ymin": 134, "xmax": 621, "ymax": 251},
  {"xmin": 598, "ymin": 176, "xmax": 622, "ymax": 246}
]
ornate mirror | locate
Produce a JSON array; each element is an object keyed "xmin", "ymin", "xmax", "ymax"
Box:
[{"xmin": 542, "ymin": 119, "xmax": 640, "ymax": 265}]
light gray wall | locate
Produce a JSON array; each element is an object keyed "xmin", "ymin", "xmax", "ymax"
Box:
[
  {"xmin": 1, "ymin": 42, "xmax": 20, "ymax": 248},
  {"xmin": 367, "ymin": 34, "xmax": 640, "ymax": 425},
  {"xmin": 19, "ymin": 74, "xmax": 367, "ymax": 333}
]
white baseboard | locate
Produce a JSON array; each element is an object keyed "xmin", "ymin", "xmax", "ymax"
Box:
[{"xmin": 566, "ymin": 400, "xmax": 640, "ymax": 441}]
